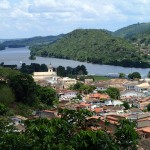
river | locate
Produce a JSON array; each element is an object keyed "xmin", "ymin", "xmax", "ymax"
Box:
[{"xmin": 0, "ymin": 47, "xmax": 150, "ymax": 77}]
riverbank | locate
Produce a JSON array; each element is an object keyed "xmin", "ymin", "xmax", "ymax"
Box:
[{"xmin": 0, "ymin": 47, "xmax": 150, "ymax": 77}]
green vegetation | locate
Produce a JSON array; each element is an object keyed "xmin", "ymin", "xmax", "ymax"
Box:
[
  {"xmin": 147, "ymin": 103, "xmax": 150, "ymax": 111},
  {"xmin": 113, "ymin": 22, "xmax": 150, "ymax": 39},
  {"xmin": 92, "ymin": 75, "xmax": 110, "ymax": 81},
  {"xmin": 0, "ymin": 109, "xmax": 139, "ymax": 150},
  {"xmin": 0, "ymin": 103, "xmax": 8, "ymax": 115},
  {"xmin": 0, "ymin": 34, "xmax": 64, "ymax": 49},
  {"xmin": 123, "ymin": 101, "xmax": 130, "ymax": 110},
  {"xmin": 30, "ymin": 29, "xmax": 146, "ymax": 68},
  {"xmin": 128, "ymin": 72, "xmax": 141, "ymax": 80},
  {"xmin": 0, "ymin": 67, "xmax": 57, "ymax": 115},
  {"xmin": 106, "ymin": 87, "xmax": 120, "ymax": 99},
  {"xmin": 57, "ymin": 65, "xmax": 88, "ymax": 77},
  {"xmin": 113, "ymin": 22, "xmax": 150, "ymax": 63},
  {"xmin": 20, "ymin": 63, "xmax": 48, "ymax": 74},
  {"xmin": 119, "ymin": 73, "xmax": 126, "ymax": 78},
  {"xmin": 70, "ymin": 82, "xmax": 96, "ymax": 94}
]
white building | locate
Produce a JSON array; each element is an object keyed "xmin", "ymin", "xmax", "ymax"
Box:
[
  {"xmin": 33, "ymin": 64, "xmax": 57, "ymax": 81},
  {"xmin": 135, "ymin": 82, "xmax": 150, "ymax": 92}
]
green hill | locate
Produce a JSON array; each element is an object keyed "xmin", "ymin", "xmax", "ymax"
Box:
[
  {"xmin": 113, "ymin": 22, "xmax": 150, "ymax": 61},
  {"xmin": 30, "ymin": 29, "xmax": 147, "ymax": 67},
  {"xmin": 113, "ymin": 22, "xmax": 150, "ymax": 39},
  {"xmin": 0, "ymin": 34, "xmax": 64, "ymax": 49}
]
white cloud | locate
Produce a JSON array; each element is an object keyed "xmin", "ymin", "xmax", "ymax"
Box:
[
  {"xmin": 0, "ymin": 0, "xmax": 150, "ymax": 38},
  {"xmin": 0, "ymin": 0, "xmax": 10, "ymax": 9}
]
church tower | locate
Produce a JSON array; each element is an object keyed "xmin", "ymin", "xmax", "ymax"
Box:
[{"xmin": 48, "ymin": 64, "xmax": 53, "ymax": 73}]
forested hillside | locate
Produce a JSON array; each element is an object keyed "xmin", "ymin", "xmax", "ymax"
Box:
[
  {"xmin": 0, "ymin": 34, "xmax": 64, "ymax": 49},
  {"xmin": 30, "ymin": 29, "xmax": 146, "ymax": 67},
  {"xmin": 113, "ymin": 22, "xmax": 150, "ymax": 62},
  {"xmin": 113, "ymin": 22, "xmax": 150, "ymax": 40}
]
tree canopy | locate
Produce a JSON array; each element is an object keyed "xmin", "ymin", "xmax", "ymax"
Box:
[
  {"xmin": 128, "ymin": 72, "xmax": 141, "ymax": 80},
  {"xmin": 106, "ymin": 87, "xmax": 120, "ymax": 99}
]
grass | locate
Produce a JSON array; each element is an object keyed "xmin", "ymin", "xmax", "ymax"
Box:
[{"xmin": 92, "ymin": 75, "xmax": 110, "ymax": 81}]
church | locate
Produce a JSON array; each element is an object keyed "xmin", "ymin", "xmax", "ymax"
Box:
[{"xmin": 32, "ymin": 64, "xmax": 57, "ymax": 81}]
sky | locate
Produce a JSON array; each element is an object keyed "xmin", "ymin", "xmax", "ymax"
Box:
[{"xmin": 0, "ymin": 0, "xmax": 150, "ymax": 39}]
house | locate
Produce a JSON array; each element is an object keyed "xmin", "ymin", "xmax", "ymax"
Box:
[
  {"xmin": 124, "ymin": 81, "xmax": 139, "ymax": 90},
  {"xmin": 137, "ymin": 127, "xmax": 150, "ymax": 139},
  {"xmin": 104, "ymin": 100, "xmax": 123, "ymax": 106},
  {"xmin": 58, "ymin": 90, "xmax": 78, "ymax": 101},
  {"xmin": 137, "ymin": 116, "xmax": 150, "ymax": 128},
  {"xmin": 36, "ymin": 109, "xmax": 59, "ymax": 119},
  {"xmin": 58, "ymin": 77, "xmax": 77, "ymax": 89},
  {"xmin": 120, "ymin": 91, "xmax": 145, "ymax": 99},
  {"xmin": 10, "ymin": 115, "xmax": 27, "ymax": 126},
  {"xmin": 10, "ymin": 115, "xmax": 27, "ymax": 132},
  {"xmin": 135, "ymin": 82, "xmax": 150, "ymax": 92},
  {"xmin": 137, "ymin": 97, "xmax": 150, "ymax": 110},
  {"xmin": 77, "ymin": 102, "xmax": 91, "ymax": 110},
  {"xmin": 89, "ymin": 93, "xmax": 110, "ymax": 100}
]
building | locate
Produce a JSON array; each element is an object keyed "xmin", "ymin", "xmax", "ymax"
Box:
[
  {"xmin": 33, "ymin": 64, "xmax": 57, "ymax": 81},
  {"xmin": 58, "ymin": 77, "xmax": 77, "ymax": 89}
]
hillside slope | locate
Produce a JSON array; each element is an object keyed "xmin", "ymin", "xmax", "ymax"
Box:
[
  {"xmin": 113, "ymin": 22, "xmax": 150, "ymax": 61},
  {"xmin": 0, "ymin": 34, "xmax": 64, "ymax": 49},
  {"xmin": 30, "ymin": 29, "xmax": 147, "ymax": 67},
  {"xmin": 113, "ymin": 22, "xmax": 150, "ymax": 39}
]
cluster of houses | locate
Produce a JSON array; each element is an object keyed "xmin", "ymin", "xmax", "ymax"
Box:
[{"xmin": 11, "ymin": 65, "xmax": 150, "ymax": 145}]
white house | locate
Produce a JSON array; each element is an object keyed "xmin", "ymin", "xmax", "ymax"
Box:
[
  {"xmin": 104, "ymin": 100, "xmax": 123, "ymax": 106},
  {"xmin": 135, "ymin": 82, "xmax": 150, "ymax": 92}
]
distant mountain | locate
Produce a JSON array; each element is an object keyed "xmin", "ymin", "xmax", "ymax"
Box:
[
  {"xmin": 113, "ymin": 22, "xmax": 150, "ymax": 40},
  {"xmin": 113, "ymin": 22, "xmax": 150, "ymax": 61},
  {"xmin": 0, "ymin": 34, "xmax": 64, "ymax": 49},
  {"xmin": 30, "ymin": 29, "xmax": 149, "ymax": 68}
]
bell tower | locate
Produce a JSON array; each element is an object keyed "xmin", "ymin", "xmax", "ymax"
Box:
[{"xmin": 48, "ymin": 64, "xmax": 53, "ymax": 73}]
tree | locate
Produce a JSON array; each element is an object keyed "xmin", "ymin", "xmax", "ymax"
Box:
[
  {"xmin": 106, "ymin": 87, "xmax": 120, "ymax": 99},
  {"xmin": 0, "ymin": 103, "xmax": 8, "ymax": 115},
  {"xmin": 40, "ymin": 64, "xmax": 48, "ymax": 71},
  {"xmin": 119, "ymin": 73, "xmax": 125, "ymax": 78},
  {"xmin": 147, "ymin": 103, "xmax": 150, "ymax": 111},
  {"xmin": 115, "ymin": 119, "xmax": 139, "ymax": 150},
  {"xmin": 57, "ymin": 66, "xmax": 66, "ymax": 77},
  {"xmin": 8, "ymin": 73, "xmax": 37, "ymax": 105},
  {"xmin": 123, "ymin": 101, "xmax": 130, "ymax": 110},
  {"xmin": 128, "ymin": 72, "xmax": 141, "ymax": 80},
  {"xmin": 0, "ymin": 85, "xmax": 15, "ymax": 106},
  {"xmin": 36, "ymin": 86, "xmax": 57, "ymax": 105},
  {"xmin": 59, "ymin": 108, "xmax": 93, "ymax": 130},
  {"xmin": 147, "ymin": 71, "xmax": 150, "ymax": 78}
]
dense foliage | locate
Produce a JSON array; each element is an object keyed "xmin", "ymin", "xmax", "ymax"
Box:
[
  {"xmin": 113, "ymin": 22, "xmax": 150, "ymax": 63},
  {"xmin": 57, "ymin": 65, "xmax": 88, "ymax": 77},
  {"xmin": 106, "ymin": 87, "xmax": 120, "ymax": 99},
  {"xmin": 30, "ymin": 29, "xmax": 145, "ymax": 68},
  {"xmin": 0, "ymin": 34, "xmax": 64, "ymax": 49},
  {"xmin": 0, "ymin": 67, "xmax": 57, "ymax": 107},
  {"xmin": 70, "ymin": 82, "xmax": 96, "ymax": 94},
  {"xmin": 128, "ymin": 72, "xmax": 141, "ymax": 80},
  {"xmin": 113, "ymin": 22, "xmax": 150, "ymax": 39},
  {"xmin": 0, "ymin": 109, "xmax": 139, "ymax": 150},
  {"xmin": 147, "ymin": 103, "xmax": 150, "ymax": 111},
  {"xmin": 20, "ymin": 63, "xmax": 48, "ymax": 74}
]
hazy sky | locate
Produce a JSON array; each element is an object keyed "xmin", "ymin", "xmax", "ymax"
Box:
[{"xmin": 0, "ymin": 0, "xmax": 150, "ymax": 39}]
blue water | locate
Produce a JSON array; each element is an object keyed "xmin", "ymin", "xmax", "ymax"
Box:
[{"xmin": 0, "ymin": 47, "xmax": 150, "ymax": 77}]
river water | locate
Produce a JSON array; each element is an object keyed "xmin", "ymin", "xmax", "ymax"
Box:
[{"xmin": 0, "ymin": 47, "xmax": 150, "ymax": 77}]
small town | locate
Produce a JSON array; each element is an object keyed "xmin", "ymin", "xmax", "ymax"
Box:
[
  {"xmin": 1, "ymin": 64, "xmax": 149, "ymax": 149},
  {"xmin": 1, "ymin": 0, "xmax": 150, "ymax": 149}
]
